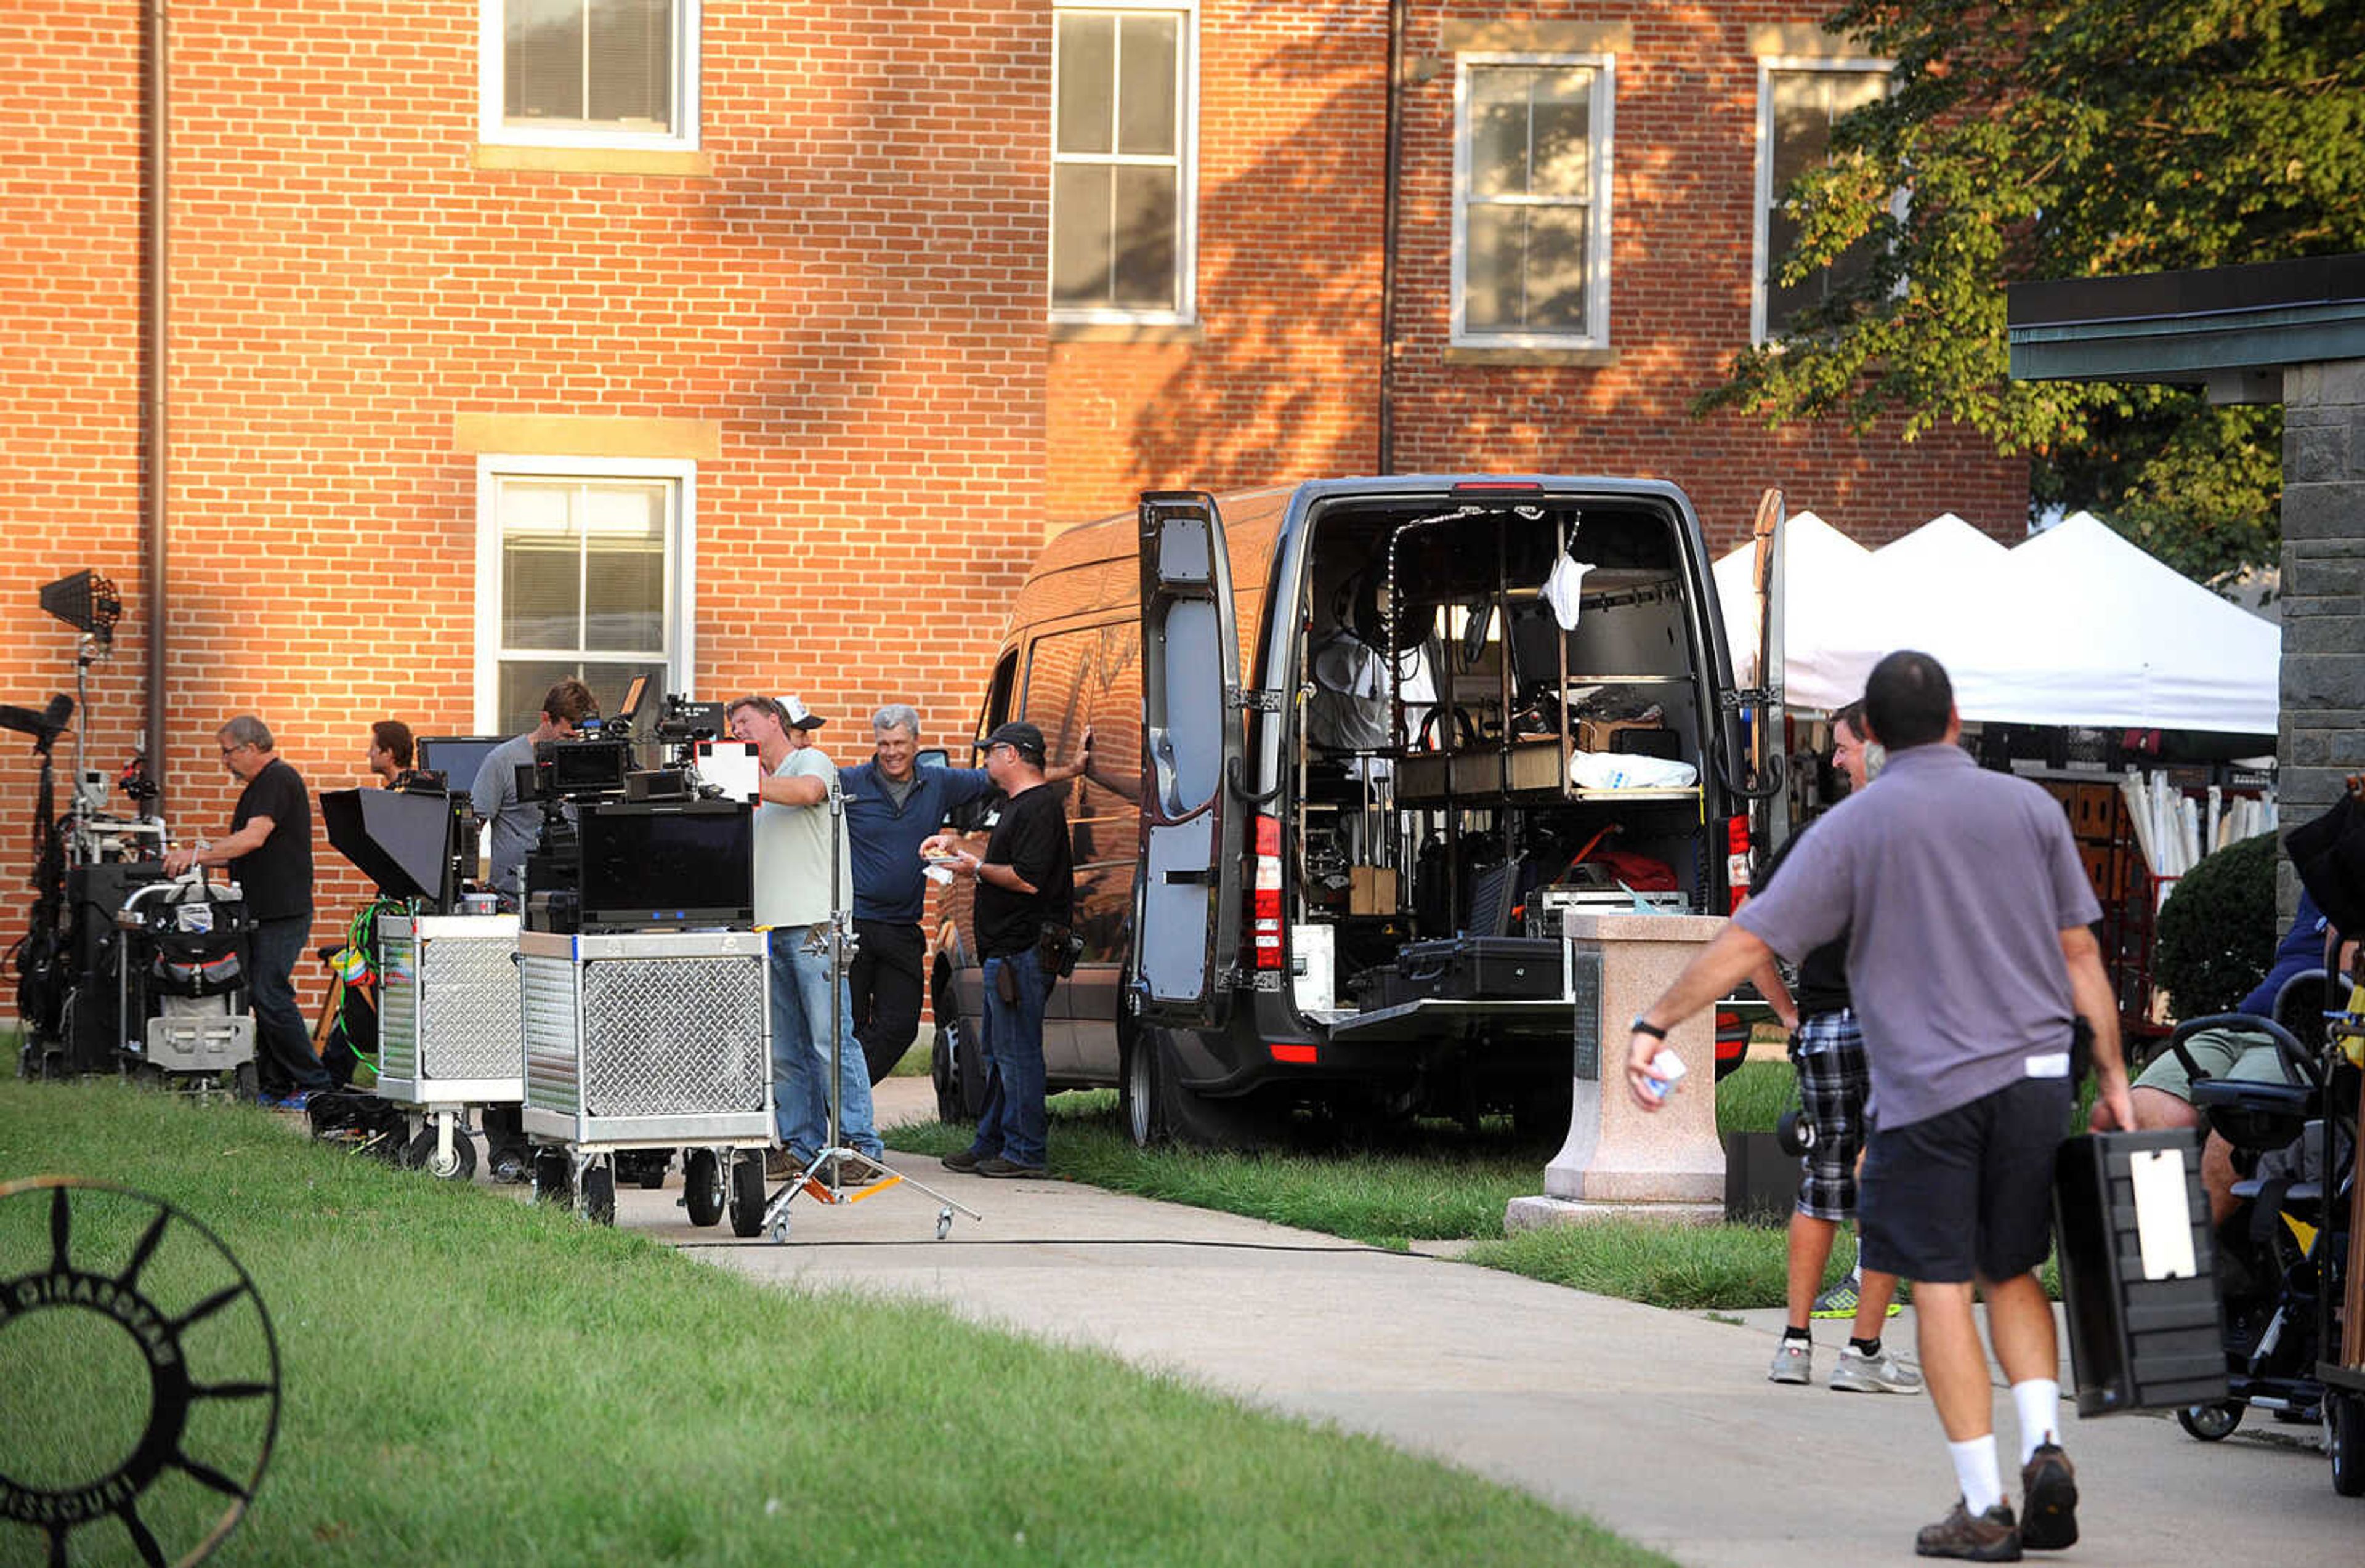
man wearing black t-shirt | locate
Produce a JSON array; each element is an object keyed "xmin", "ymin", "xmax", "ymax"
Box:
[
  {"xmin": 164, "ymin": 714, "xmax": 332, "ymax": 1106},
  {"xmin": 924, "ymin": 720, "xmax": 1073, "ymax": 1179}
]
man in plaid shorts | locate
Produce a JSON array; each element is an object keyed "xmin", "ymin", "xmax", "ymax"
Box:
[{"xmin": 1757, "ymin": 702, "xmax": 1919, "ymax": 1394}]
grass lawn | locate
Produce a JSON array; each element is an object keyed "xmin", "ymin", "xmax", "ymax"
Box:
[{"xmin": 0, "ymin": 1077, "xmax": 1665, "ymax": 1568}]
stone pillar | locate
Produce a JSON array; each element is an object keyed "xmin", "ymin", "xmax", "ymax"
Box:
[
  {"xmin": 1505, "ymin": 913, "xmax": 1725, "ymax": 1231},
  {"xmin": 2279, "ymin": 359, "xmax": 2365, "ymax": 923}
]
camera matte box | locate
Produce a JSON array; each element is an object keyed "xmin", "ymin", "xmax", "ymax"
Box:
[{"xmin": 2052, "ymin": 1130, "xmax": 2228, "ymax": 1416}]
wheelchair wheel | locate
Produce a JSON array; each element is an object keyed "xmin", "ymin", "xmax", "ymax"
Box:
[{"xmin": 2178, "ymin": 1400, "xmax": 2244, "ymax": 1442}]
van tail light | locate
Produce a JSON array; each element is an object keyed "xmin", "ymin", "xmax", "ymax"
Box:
[
  {"xmin": 1250, "ymin": 813, "xmax": 1284, "ymax": 971},
  {"xmin": 1725, "ymin": 814, "xmax": 1752, "ymax": 913},
  {"xmin": 1270, "ymin": 1042, "xmax": 1317, "ymax": 1064}
]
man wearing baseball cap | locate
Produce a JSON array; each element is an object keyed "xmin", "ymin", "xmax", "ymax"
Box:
[{"xmin": 923, "ymin": 719, "xmax": 1073, "ymax": 1178}]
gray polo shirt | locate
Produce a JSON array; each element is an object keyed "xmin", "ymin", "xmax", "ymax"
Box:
[
  {"xmin": 1734, "ymin": 742, "xmax": 2100, "ymax": 1129},
  {"xmin": 471, "ymin": 731, "xmax": 543, "ymax": 898}
]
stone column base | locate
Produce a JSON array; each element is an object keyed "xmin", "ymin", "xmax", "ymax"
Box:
[{"xmin": 1505, "ymin": 1195, "xmax": 1725, "ymax": 1231}]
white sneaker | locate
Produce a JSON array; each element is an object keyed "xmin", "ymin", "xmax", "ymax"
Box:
[
  {"xmin": 1768, "ymin": 1338, "xmax": 1812, "ymax": 1385},
  {"xmin": 1830, "ymin": 1344, "xmax": 1923, "ymax": 1394}
]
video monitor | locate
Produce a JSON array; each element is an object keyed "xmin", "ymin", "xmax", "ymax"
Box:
[
  {"xmin": 416, "ymin": 735, "xmax": 508, "ymax": 798},
  {"xmin": 576, "ymin": 802, "xmax": 754, "ymax": 929}
]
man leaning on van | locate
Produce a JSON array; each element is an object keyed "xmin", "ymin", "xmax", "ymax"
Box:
[{"xmin": 926, "ymin": 721, "xmax": 1074, "ymax": 1179}]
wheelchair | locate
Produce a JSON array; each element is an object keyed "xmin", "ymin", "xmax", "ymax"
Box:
[{"xmin": 2161, "ymin": 974, "xmax": 2361, "ymax": 1497}]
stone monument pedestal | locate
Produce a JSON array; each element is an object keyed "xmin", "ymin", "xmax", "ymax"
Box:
[{"xmin": 1505, "ymin": 913, "xmax": 1727, "ymax": 1231}]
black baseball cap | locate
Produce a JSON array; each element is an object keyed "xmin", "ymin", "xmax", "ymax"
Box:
[{"xmin": 984, "ymin": 721, "xmax": 1046, "ymax": 762}]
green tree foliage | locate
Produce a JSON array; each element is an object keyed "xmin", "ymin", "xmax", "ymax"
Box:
[
  {"xmin": 1700, "ymin": 1, "xmax": 2365, "ymax": 582},
  {"xmin": 2154, "ymin": 831, "xmax": 2278, "ymax": 1020}
]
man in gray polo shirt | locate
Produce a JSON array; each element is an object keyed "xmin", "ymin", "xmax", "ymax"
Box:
[{"xmin": 1622, "ymin": 650, "xmax": 2133, "ymax": 1562}]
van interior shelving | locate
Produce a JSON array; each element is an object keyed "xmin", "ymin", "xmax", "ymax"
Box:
[{"xmin": 1288, "ymin": 496, "xmax": 1718, "ymax": 1006}]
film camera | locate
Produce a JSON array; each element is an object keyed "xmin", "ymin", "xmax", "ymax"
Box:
[{"xmin": 518, "ymin": 721, "xmax": 753, "ymax": 936}]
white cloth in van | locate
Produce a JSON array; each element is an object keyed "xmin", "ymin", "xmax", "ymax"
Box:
[
  {"xmin": 1569, "ymin": 751, "xmax": 1698, "ymax": 790},
  {"xmin": 1542, "ymin": 552, "xmax": 1596, "ymax": 631}
]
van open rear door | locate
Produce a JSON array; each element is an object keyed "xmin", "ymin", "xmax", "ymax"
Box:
[
  {"xmin": 1128, "ymin": 491, "xmax": 1247, "ymax": 1030},
  {"xmin": 1748, "ymin": 487, "xmax": 1790, "ymax": 855}
]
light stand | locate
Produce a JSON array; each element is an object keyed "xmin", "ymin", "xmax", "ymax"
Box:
[{"xmin": 760, "ymin": 769, "xmax": 980, "ymax": 1243}]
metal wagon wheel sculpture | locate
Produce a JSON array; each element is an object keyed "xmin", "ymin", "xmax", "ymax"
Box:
[{"xmin": 0, "ymin": 1176, "xmax": 281, "ymax": 1567}]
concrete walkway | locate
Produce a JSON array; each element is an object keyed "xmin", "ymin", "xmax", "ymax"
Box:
[{"xmin": 604, "ymin": 1078, "xmax": 2357, "ymax": 1566}]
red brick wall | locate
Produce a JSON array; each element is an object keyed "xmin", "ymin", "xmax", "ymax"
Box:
[
  {"xmin": 1046, "ymin": 1, "xmax": 2028, "ymax": 550},
  {"xmin": 3, "ymin": 1, "xmax": 1050, "ymax": 1014}
]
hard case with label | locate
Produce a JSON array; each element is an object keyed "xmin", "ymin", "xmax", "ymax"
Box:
[{"xmin": 2053, "ymin": 1129, "xmax": 2228, "ymax": 1416}]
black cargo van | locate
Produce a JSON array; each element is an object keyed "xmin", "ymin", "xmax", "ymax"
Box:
[{"xmin": 929, "ymin": 477, "xmax": 1765, "ymax": 1145}]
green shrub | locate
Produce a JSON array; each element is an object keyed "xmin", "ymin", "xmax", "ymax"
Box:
[{"xmin": 2154, "ymin": 830, "xmax": 2278, "ymax": 1019}]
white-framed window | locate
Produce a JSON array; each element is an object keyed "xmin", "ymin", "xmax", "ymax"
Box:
[
  {"xmin": 1452, "ymin": 53, "xmax": 1615, "ymax": 347},
  {"xmin": 1050, "ymin": 2, "xmax": 1197, "ymax": 323},
  {"xmin": 478, "ymin": 0, "xmax": 701, "ymax": 152},
  {"xmin": 1753, "ymin": 59, "xmax": 1893, "ymax": 343},
  {"xmin": 474, "ymin": 456, "xmax": 697, "ymax": 735}
]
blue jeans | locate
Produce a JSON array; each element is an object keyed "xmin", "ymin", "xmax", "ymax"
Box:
[
  {"xmin": 769, "ymin": 925, "xmax": 881, "ymax": 1160},
  {"xmin": 248, "ymin": 915, "xmax": 330, "ymax": 1094},
  {"xmin": 970, "ymin": 950, "xmax": 1049, "ymax": 1168}
]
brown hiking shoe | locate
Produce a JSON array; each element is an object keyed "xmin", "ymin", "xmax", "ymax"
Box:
[
  {"xmin": 2019, "ymin": 1444, "xmax": 2079, "ymax": 1550},
  {"xmin": 1915, "ymin": 1497, "xmax": 2022, "ymax": 1561}
]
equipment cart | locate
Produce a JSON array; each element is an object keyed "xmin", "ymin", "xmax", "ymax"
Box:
[
  {"xmin": 115, "ymin": 873, "xmax": 256, "ymax": 1097},
  {"xmin": 376, "ymin": 911, "xmax": 524, "ymax": 1179},
  {"xmin": 517, "ymin": 927, "xmax": 773, "ymax": 1233}
]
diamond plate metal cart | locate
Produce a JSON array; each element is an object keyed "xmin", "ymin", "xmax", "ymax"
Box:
[
  {"xmin": 517, "ymin": 928, "xmax": 774, "ymax": 1232},
  {"xmin": 376, "ymin": 912, "xmax": 524, "ymax": 1179}
]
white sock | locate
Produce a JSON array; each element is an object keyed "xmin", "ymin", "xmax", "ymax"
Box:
[
  {"xmin": 1947, "ymin": 1436, "xmax": 2005, "ymax": 1515},
  {"xmin": 2011, "ymin": 1378, "xmax": 2061, "ymax": 1464}
]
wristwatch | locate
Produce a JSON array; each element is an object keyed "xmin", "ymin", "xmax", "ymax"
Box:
[{"xmin": 1630, "ymin": 1016, "xmax": 1670, "ymax": 1040}]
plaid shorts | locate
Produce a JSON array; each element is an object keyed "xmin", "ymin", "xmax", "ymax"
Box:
[{"xmin": 1793, "ymin": 1008, "xmax": 1871, "ymax": 1222}]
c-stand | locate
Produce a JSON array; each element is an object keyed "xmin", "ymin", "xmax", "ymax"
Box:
[{"xmin": 761, "ymin": 770, "xmax": 979, "ymax": 1243}]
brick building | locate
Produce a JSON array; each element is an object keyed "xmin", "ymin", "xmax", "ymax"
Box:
[{"xmin": 4, "ymin": 1, "xmax": 2023, "ymax": 1003}]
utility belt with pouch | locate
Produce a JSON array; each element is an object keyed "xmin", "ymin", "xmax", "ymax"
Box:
[{"xmin": 991, "ymin": 923, "xmax": 1081, "ymax": 1003}]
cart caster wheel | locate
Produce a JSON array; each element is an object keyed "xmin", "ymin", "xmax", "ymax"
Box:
[
  {"xmin": 532, "ymin": 1148, "xmax": 573, "ymax": 1207},
  {"xmin": 1776, "ymin": 1108, "xmax": 1816, "ymax": 1157},
  {"xmin": 2178, "ymin": 1401, "xmax": 2244, "ymax": 1442},
  {"xmin": 581, "ymin": 1158, "xmax": 616, "ymax": 1226},
  {"xmin": 2331, "ymin": 1391, "xmax": 2365, "ymax": 1497},
  {"xmin": 727, "ymin": 1152, "xmax": 766, "ymax": 1239},
  {"xmin": 405, "ymin": 1125, "xmax": 478, "ymax": 1181},
  {"xmin": 936, "ymin": 1206, "xmax": 953, "ymax": 1240},
  {"xmin": 682, "ymin": 1149, "xmax": 725, "ymax": 1227},
  {"xmin": 770, "ymin": 1216, "xmax": 792, "ymax": 1245}
]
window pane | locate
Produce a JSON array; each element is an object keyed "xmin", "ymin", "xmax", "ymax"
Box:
[
  {"xmin": 581, "ymin": 661, "xmax": 666, "ymax": 723},
  {"xmin": 1469, "ymin": 70, "xmax": 1530, "ymax": 198},
  {"xmin": 1052, "ymin": 163, "xmax": 1114, "ymax": 305},
  {"xmin": 499, "ymin": 658, "xmax": 579, "ymax": 737},
  {"xmin": 1521, "ymin": 208, "xmax": 1588, "ymax": 331},
  {"xmin": 1116, "ymin": 14, "xmax": 1178, "ymax": 157},
  {"xmin": 506, "ymin": 0, "xmax": 584, "ymax": 123},
  {"xmin": 1769, "ymin": 73, "xmax": 1830, "ymax": 194},
  {"xmin": 1529, "ymin": 71, "xmax": 1592, "ymax": 198},
  {"xmin": 1110, "ymin": 165, "xmax": 1176, "ymax": 309},
  {"xmin": 501, "ymin": 483, "xmax": 581, "ymax": 649},
  {"xmin": 581, "ymin": 483, "xmax": 667, "ymax": 652},
  {"xmin": 1056, "ymin": 14, "xmax": 1115, "ymax": 155},
  {"xmin": 1465, "ymin": 205, "xmax": 1518, "ymax": 330},
  {"xmin": 586, "ymin": 0, "xmax": 671, "ymax": 131}
]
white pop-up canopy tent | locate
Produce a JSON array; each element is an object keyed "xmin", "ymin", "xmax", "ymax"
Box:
[
  {"xmin": 1714, "ymin": 509, "xmax": 2279, "ymax": 734},
  {"xmin": 1711, "ymin": 511, "xmax": 1875, "ymax": 711}
]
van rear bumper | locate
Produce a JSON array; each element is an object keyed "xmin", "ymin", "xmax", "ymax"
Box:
[{"xmin": 1176, "ymin": 992, "xmax": 1584, "ymax": 1099}]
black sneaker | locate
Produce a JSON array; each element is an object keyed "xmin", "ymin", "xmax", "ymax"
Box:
[
  {"xmin": 2019, "ymin": 1444, "xmax": 2078, "ymax": 1550},
  {"xmin": 941, "ymin": 1149, "xmax": 985, "ymax": 1173},
  {"xmin": 975, "ymin": 1157, "xmax": 1048, "ymax": 1179},
  {"xmin": 1915, "ymin": 1497, "xmax": 2021, "ymax": 1561}
]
